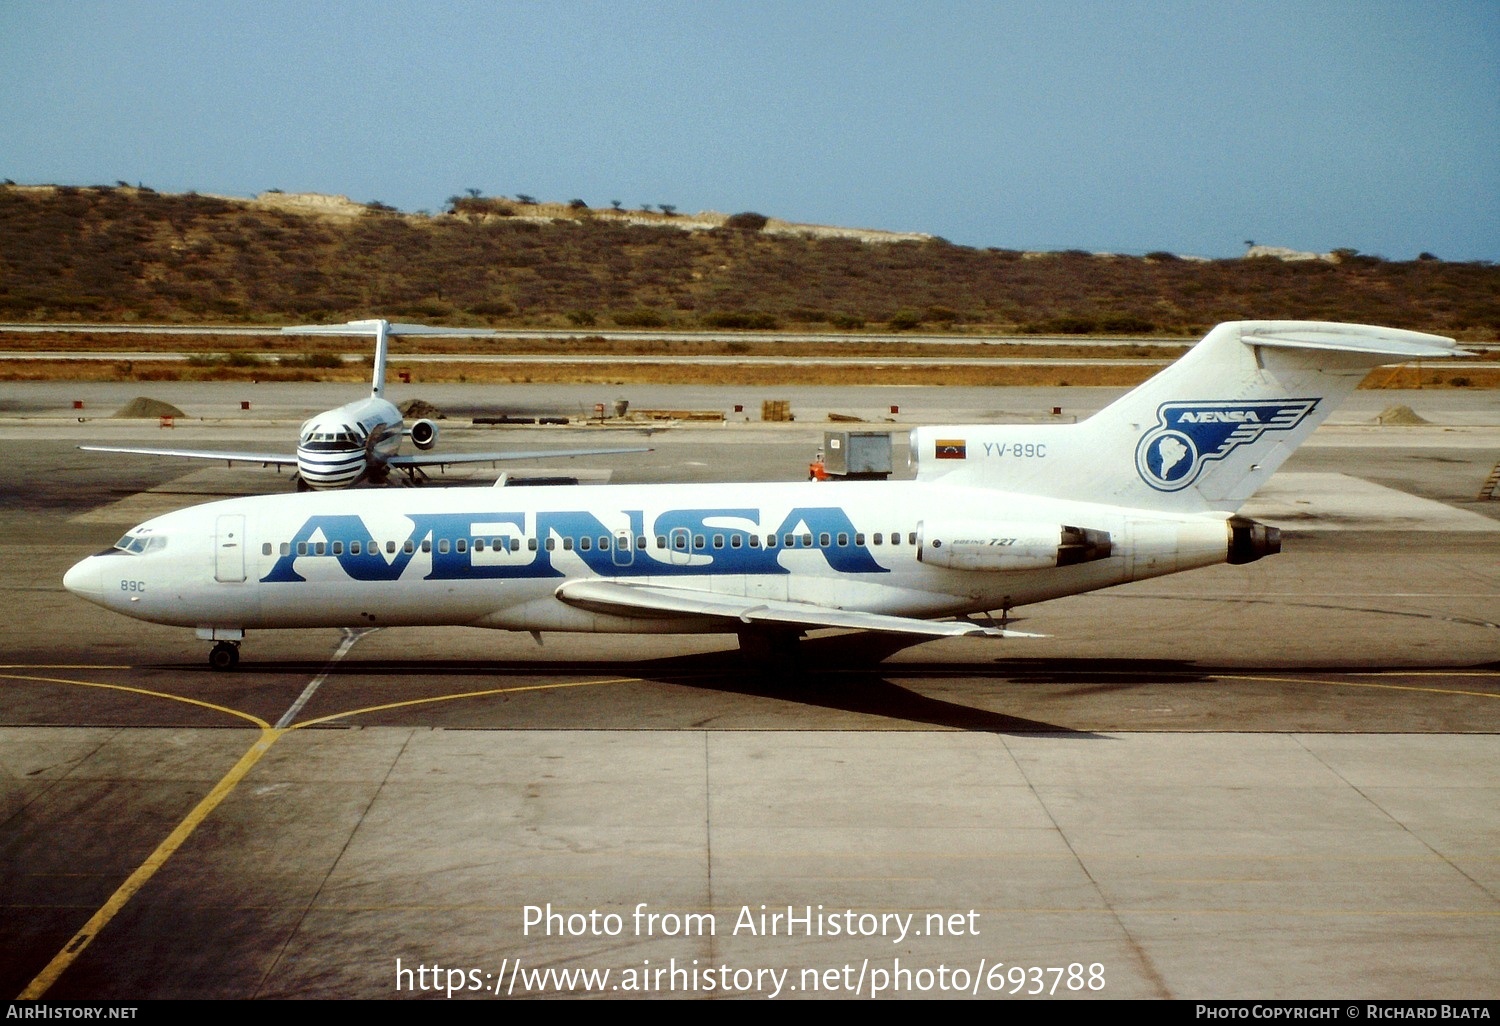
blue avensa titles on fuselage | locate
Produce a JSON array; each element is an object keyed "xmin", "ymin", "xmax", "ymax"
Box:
[{"xmin": 261, "ymin": 505, "xmax": 890, "ymax": 583}]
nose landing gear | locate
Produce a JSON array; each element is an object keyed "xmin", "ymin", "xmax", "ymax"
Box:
[{"xmin": 208, "ymin": 640, "xmax": 241, "ymax": 671}]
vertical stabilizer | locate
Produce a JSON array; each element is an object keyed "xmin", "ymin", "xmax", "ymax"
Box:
[
  {"xmin": 370, "ymin": 319, "xmax": 389, "ymax": 397},
  {"xmin": 912, "ymin": 321, "xmax": 1462, "ymax": 513}
]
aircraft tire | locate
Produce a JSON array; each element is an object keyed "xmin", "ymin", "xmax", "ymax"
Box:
[{"xmin": 208, "ymin": 642, "xmax": 240, "ymax": 671}]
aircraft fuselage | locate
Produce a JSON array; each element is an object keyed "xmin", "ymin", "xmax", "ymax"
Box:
[{"xmin": 63, "ymin": 480, "xmax": 1237, "ymax": 636}]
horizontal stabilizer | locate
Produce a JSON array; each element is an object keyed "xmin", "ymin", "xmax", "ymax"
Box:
[
  {"xmin": 555, "ymin": 579, "xmax": 1043, "ymax": 638},
  {"xmin": 1237, "ymin": 321, "xmax": 1467, "ymax": 360},
  {"xmin": 281, "ymin": 320, "xmax": 498, "ymax": 338}
]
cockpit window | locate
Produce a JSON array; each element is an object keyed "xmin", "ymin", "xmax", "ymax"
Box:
[
  {"xmin": 299, "ymin": 429, "xmax": 361, "ymax": 452},
  {"xmin": 111, "ymin": 534, "xmax": 167, "ymax": 555}
]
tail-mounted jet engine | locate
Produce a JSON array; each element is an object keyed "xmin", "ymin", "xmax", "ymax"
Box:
[
  {"xmin": 917, "ymin": 521, "xmax": 1113, "ymax": 571},
  {"xmin": 1227, "ymin": 516, "xmax": 1281, "ymax": 564},
  {"xmin": 407, "ymin": 419, "xmax": 439, "ymax": 451}
]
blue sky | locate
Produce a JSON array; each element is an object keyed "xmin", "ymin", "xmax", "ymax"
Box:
[{"xmin": 3, "ymin": 0, "xmax": 1496, "ymax": 261}]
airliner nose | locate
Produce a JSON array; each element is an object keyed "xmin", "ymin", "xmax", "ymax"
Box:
[{"xmin": 63, "ymin": 557, "xmax": 102, "ymax": 602}]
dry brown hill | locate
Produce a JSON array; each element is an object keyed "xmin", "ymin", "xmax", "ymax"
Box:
[{"xmin": 1, "ymin": 183, "xmax": 1496, "ymax": 340}]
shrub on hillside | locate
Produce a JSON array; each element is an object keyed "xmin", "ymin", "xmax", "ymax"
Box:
[
  {"xmin": 467, "ymin": 300, "xmax": 515, "ymax": 317},
  {"xmin": 279, "ymin": 352, "xmax": 343, "ymax": 368},
  {"xmin": 1020, "ymin": 316, "xmax": 1098, "ymax": 335},
  {"xmin": 613, "ymin": 307, "xmax": 668, "ymax": 328},
  {"xmin": 702, "ymin": 311, "xmax": 779, "ymax": 329},
  {"xmin": 724, "ymin": 212, "xmax": 769, "ymax": 231}
]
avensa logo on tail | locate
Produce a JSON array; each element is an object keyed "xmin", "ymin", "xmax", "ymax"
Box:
[{"xmin": 1135, "ymin": 399, "xmax": 1319, "ymax": 492}]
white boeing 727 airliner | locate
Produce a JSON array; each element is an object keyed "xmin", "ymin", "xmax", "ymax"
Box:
[
  {"xmin": 80, "ymin": 319, "xmax": 647, "ymax": 489},
  {"xmin": 63, "ymin": 321, "xmax": 1462, "ymax": 669}
]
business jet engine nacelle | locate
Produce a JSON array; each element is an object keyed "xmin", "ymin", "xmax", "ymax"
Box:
[
  {"xmin": 917, "ymin": 520, "xmax": 1112, "ymax": 571},
  {"xmin": 407, "ymin": 418, "xmax": 439, "ymax": 450}
]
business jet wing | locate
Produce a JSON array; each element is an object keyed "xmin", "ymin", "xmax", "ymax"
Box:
[
  {"xmin": 554, "ymin": 580, "xmax": 1045, "ymax": 638},
  {"xmin": 78, "ymin": 444, "xmax": 298, "ymax": 467},
  {"xmin": 387, "ymin": 446, "xmax": 652, "ymax": 471}
]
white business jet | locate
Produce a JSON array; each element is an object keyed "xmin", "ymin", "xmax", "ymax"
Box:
[
  {"xmin": 79, "ymin": 318, "xmax": 648, "ymax": 489},
  {"xmin": 63, "ymin": 321, "xmax": 1462, "ymax": 670}
]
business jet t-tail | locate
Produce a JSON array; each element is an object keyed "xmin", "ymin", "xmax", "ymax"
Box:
[
  {"xmin": 79, "ymin": 319, "xmax": 648, "ymax": 489},
  {"xmin": 63, "ymin": 321, "xmax": 1463, "ymax": 669}
]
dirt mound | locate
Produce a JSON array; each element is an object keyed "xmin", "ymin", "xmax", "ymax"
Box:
[
  {"xmin": 399, "ymin": 398, "xmax": 444, "ymax": 420},
  {"xmin": 1376, "ymin": 404, "xmax": 1430, "ymax": 425},
  {"xmin": 249, "ymin": 191, "xmax": 370, "ymax": 219},
  {"xmin": 112, "ymin": 397, "xmax": 185, "ymax": 419}
]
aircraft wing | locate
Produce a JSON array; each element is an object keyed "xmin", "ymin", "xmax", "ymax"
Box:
[
  {"xmin": 78, "ymin": 445, "xmax": 297, "ymax": 467},
  {"xmin": 387, "ymin": 446, "xmax": 652, "ymax": 470},
  {"xmin": 554, "ymin": 579, "xmax": 1044, "ymax": 639}
]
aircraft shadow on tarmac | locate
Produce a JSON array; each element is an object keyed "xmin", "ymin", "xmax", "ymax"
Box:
[{"xmin": 143, "ymin": 633, "xmax": 1240, "ymax": 735}]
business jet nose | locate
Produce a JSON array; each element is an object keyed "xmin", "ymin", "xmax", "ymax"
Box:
[
  {"xmin": 63, "ymin": 556, "xmax": 103, "ymax": 602},
  {"xmin": 296, "ymin": 451, "xmax": 366, "ymax": 490}
]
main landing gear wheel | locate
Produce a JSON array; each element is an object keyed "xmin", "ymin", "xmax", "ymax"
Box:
[{"xmin": 208, "ymin": 641, "xmax": 240, "ymax": 671}]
